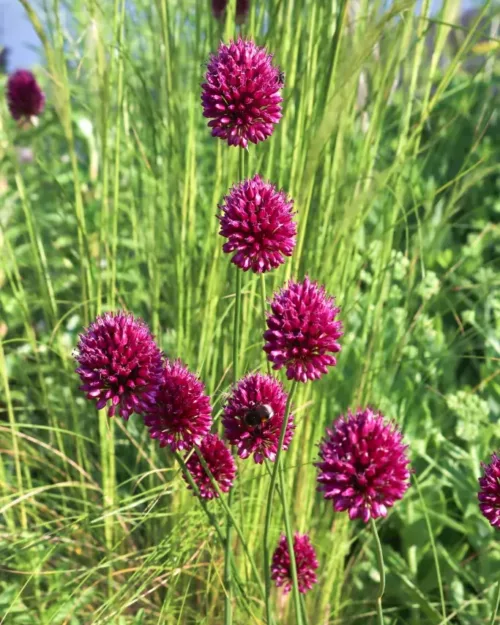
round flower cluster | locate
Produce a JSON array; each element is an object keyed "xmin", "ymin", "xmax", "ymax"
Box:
[
  {"xmin": 264, "ymin": 277, "xmax": 343, "ymax": 382},
  {"xmin": 478, "ymin": 452, "xmax": 500, "ymax": 529},
  {"xmin": 222, "ymin": 373, "xmax": 295, "ymax": 463},
  {"xmin": 75, "ymin": 312, "xmax": 163, "ymax": 420},
  {"xmin": 143, "ymin": 359, "xmax": 213, "ymax": 451},
  {"xmin": 6, "ymin": 70, "xmax": 45, "ymax": 122},
  {"xmin": 271, "ymin": 533, "xmax": 319, "ymax": 594},
  {"xmin": 316, "ymin": 408, "xmax": 411, "ymax": 522},
  {"xmin": 218, "ymin": 175, "xmax": 296, "ymax": 273},
  {"xmin": 184, "ymin": 434, "xmax": 237, "ymax": 499},
  {"xmin": 201, "ymin": 38, "xmax": 283, "ymax": 148}
]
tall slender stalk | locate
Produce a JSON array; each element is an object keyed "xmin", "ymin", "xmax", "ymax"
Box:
[
  {"xmin": 194, "ymin": 447, "xmax": 265, "ymax": 594},
  {"xmin": 490, "ymin": 580, "xmax": 500, "ymax": 625},
  {"xmin": 224, "ymin": 147, "xmax": 246, "ymax": 625},
  {"xmin": 370, "ymin": 519, "xmax": 386, "ymax": 625},
  {"xmin": 260, "ymin": 274, "xmax": 271, "ymax": 375},
  {"xmin": 263, "ymin": 380, "xmax": 301, "ymax": 625}
]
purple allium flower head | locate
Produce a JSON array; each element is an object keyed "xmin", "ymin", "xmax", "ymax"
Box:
[
  {"xmin": 201, "ymin": 38, "xmax": 283, "ymax": 148},
  {"xmin": 218, "ymin": 175, "xmax": 296, "ymax": 273},
  {"xmin": 212, "ymin": 0, "xmax": 249, "ymax": 21},
  {"xmin": 263, "ymin": 277, "xmax": 343, "ymax": 382},
  {"xmin": 184, "ymin": 434, "xmax": 236, "ymax": 499},
  {"xmin": 316, "ymin": 408, "xmax": 411, "ymax": 522},
  {"xmin": 6, "ymin": 70, "xmax": 45, "ymax": 121},
  {"xmin": 271, "ymin": 533, "xmax": 319, "ymax": 594},
  {"xmin": 143, "ymin": 360, "xmax": 213, "ymax": 451},
  {"xmin": 222, "ymin": 373, "xmax": 295, "ymax": 463},
  {"xmin": 478, "ymin": 452, "xmax": 500, "ymax": 528},
  {"xmin": 75, "ymin": 312, "xmax": 163, "ymax": 420}
]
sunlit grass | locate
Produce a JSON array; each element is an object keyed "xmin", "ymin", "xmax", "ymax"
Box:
[{"xmin": 0, "ymin": 0, "xmax": 499, "ymax": 623}]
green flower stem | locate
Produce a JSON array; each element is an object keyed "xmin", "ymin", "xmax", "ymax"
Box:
[
  {"xmin": 224, "ymin": 266, "xmax": 241, "ymax": 625},
  {"xmin": 263, "ymin": 380, "xmax": 301, "ymax": 625},
  {"xmin": 490, "ymin": 580, "xmax": 500, "ymax": 625},
  {"xmin": 194, "ymin": 447, "xmax": 265, "ymax": 596},
  {"xmin": 173, "ymin": 451, "xmax": 255, "ymax": 616},
  {"xmin": 370, "ymin": 518, "xmax": 386, "ymax": 625},
  {"xmin": 260, "ymin": 274, "xmax": 271, "ymax": 375}
]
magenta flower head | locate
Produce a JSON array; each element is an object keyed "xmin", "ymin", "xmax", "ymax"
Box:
[
  {"xmin": 201, "ymin": 38, "xmax": 283, "ymax": 148},
  {"xmin": 222, "ymin": 373, "xmax": 295, "ymax": 463},
  {"xmin": 184, "ymin": 434, "xmax": 236, "ymax": 499},
  {"xmin": 316, "ymin": 408, "xmax": 411, "ymax": 522},
  {"xmin": 75, "ymin": 312, "xmax": 163, "ymax": 420},
  {"xmin": 143, "ymin": 360, "xmax": 212, "ymax": 451},
  {"xmin": 218, "ymin": 175, "xmax": 296, "ymax": 273},
  {"xmin": 271, "ymin": 533, "xmax": 319, "ymax": 594},
  {"xmin": 263, "ymin": 277, "xmax": 343, "ymax": 382},
  {"xmin": 6, "ymin": 70, "xmax": 45, "ymax": 121},
  {"xmin": 478, "ymin": 452, "xmax": 500, "ymax": 528}
]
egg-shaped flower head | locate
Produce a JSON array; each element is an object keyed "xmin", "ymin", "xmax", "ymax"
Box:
[
  {"xmin": 184, "ymin": 434, "xmax": 236, "ymax": 499},
  {"xmin": 75, "ymin": 312, "xmax": 163, "ymax": 420},
  {"xmin": 316, "ymin": 408, "xmax": 411, "ymax": 522},
  {"xmin": 201, "ymin": 38, "xmax": 283, "ymax": 148},
  {"xmin": 264, "ymin": 277, "xmax": 343, "ymax": 383},
  {"xmin": 143, "ymin": 360, "xmax": 212, "ymax": 451},
  {"xmin": 271, "ymin": 533, "xmax": 319, "ymax": 594},
  {"xmin": 212, "ymin": 0, "xmax": 249, "ymax": 22},
  {"xmin": 478, "ymin": 452, "xmax": 500, "ymax": 528},
  {"xmin": 6, "ymin": 70, "xmax": 45, "ymax": 122},
  {"xmin": 218, "ymin": 175, "xmax": 296, "ymax": 273},
  {"xmin": 222, "ymin": 373, "xmax": 295, "ymax": 463}
]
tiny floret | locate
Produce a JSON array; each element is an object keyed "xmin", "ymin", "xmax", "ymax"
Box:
[
  {"xmin": 222, "ymin": 373, "xmax": 295, "ymax": 463},
  {"xmin": 264, "ymin": 277, "xmax": 343, "ymax": 382},
  {"xmin": 184, "ymin": 434, "xmax": 236, "ymax": 499},
  {"xmin": 143, "ymin": 360, "xmax": 213, "ymax": 451},
  {"xmin": 7, "ymin": 70, "xmax": 45, "ymax": 121},
  {"xmin": 316, "ymin": 408, "xmax": 411, "ymax": 522},
  {"xmin": 75, "ymin": 312, "xmax": 163, "ymax": 420},
  {"xmin": 201, "ymin": 38, "xmax": 283, "ymax": 148},
  {"xmin": 271, "ymin": 533, "xmax": 319, "ymax": 594},
  {"xmin": 218, "ymin": 175, "xmax": 296, "ymax": 273},
  {"xmin": 478, "ymin": 452, "xmax": 500, "ymax": 529}
]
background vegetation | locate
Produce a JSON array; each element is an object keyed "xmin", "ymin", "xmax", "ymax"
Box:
[{"xmin": 0, "ymin": 0, "xmax": 499, "ymax": 623}]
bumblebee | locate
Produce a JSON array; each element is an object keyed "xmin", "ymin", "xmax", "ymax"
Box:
[{"xmin": 244, "ymin": 404, "xmax": 274, "ymax": 427}]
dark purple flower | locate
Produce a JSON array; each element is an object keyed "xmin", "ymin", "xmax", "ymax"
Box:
[
  {"xmin": 263, "ymin": 277, "xmax": 343, "ymax": 382},
  {"xmin": 316, "ymin": 408, "xmax": 411, "ymax": 522},
  {"xmin": 478, "ymin": 452, "xmax": 500, "ymax": 528},
  {"xmin": 6, "ymin": 70, "xmax": 45, "ymax": 121},
  {"xmin": 75, "ymin": 312, "xmax": 163, "ymax": 420},
  {"xmin": 184, "ymin": 434, "xmax": 236, "ymax": 499},
  {"xmin": 222, "ymin": 373, "xmax": 295, "ymax": 463},
  {"xmin": 212, "ymin": 0, "xmax": 250, "ymax": 22},
  {"xmin": 201, "ymin": 38, "xmax": 283, "ymax": 148},
  {"xmin": 143, "ymin": 360, "xmax": 212, "ymax": 451},
  {"xmin": 271, "ymin": 533, "xmax": 319, "ymax": 594},
  {"xmin": 218, "ymin": 175, "xmax": 296, "ymax": 273}
]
